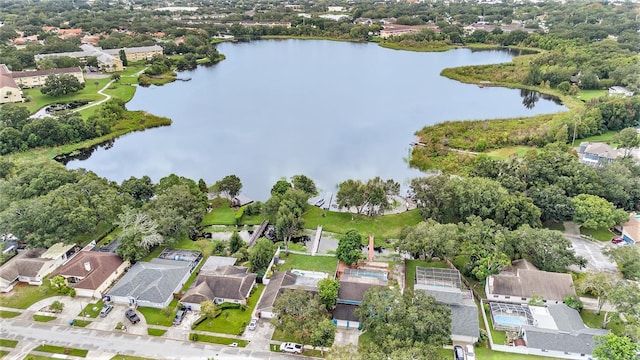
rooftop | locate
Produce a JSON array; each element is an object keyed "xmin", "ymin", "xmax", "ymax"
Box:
[
  {"xmin": 108, "ymin": 259, "xmax": 191, "ymax": 304},
  {"xmin": 54, "ymin": 250, "xmax": 124, "ymax": 290},
  {"xmin": 487, "ymin": 269, "xmax": 576, "ymax": 300},
  {"xmin": 40, "ymin": 243, "xmax": 75, "ymax": 259}
]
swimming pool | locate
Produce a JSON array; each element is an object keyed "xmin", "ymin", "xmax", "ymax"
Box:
[{"xmin": 494, "ymin": 314, "xmax": 529, "ymax": 328}]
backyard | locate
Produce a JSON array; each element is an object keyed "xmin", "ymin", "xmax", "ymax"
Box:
[
  {"xmin": 201, "ymin": 198, "xmax": 263, "ymax": 226},
  {"xmin": 276, "ymin": 253, "xmax": 339, "ymax": 274},
  {"xmin": 404, "ymin": 259, "xmax": 449, "ymax": 290}
]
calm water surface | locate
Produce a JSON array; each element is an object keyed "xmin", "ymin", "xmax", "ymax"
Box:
[{"xmin": 67, "ymin": 40, "xmax": 566, "ymax": 199}]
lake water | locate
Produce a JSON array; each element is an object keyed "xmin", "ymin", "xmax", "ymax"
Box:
[{"xmin": 66, "ymin": 40, "xmax": 566, "ymax": 200}]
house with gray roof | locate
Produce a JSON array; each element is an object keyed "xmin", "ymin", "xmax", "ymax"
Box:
[
  {"xmin": 333, "ymin": 265, "xmax": 388, "ymax": 329},
  {"xmin": 577, "ymin": 142, "xmax": 621, "ymax": 167},
  {"xmin": 519, "ymin": 304, "xmax": 607, "ymax": 359},
  {"xmin": 256, "ymin": 270, "xmax": 323, "ymax": 319},
  {"xmin": 486, "ymin": 261, "xmax": 576, "ymax": 304},
  {"xmin": 413, "ymin": 266, "xmax": 480, "ymax": 344},
  {"xmin": 180, "ymin": 265, "xmax": 256, "ymax": 310},
  {"xmin": 107, "ymin": 257, "xmax": 195, "ymax": 308}
]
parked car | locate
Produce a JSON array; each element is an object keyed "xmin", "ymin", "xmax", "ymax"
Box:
[
  {"xmin": 125, "ymin": 309, "xmax": 140, "ymax": 324},
  {"xmin": 280, "ymin": 342, "xmax": 303, "ymax": 354},
  {"xmin": 99, "ymin": 304, "xmax": 113, "ymax": 318},
  {"xmin": 466, "ymin": 344, "xmax": 476, "ymax": 360},
  {"xmin": 453, "ymin": 345, "xmax": 465, "ymax": 360},
  {"xmin": 173, "ymin": 309, "xmax": 186, "ymax": 325},
  {"xmin": 248, "ymin": 318, "xmax": 258, "ymax": 331},
  {"xmin": 611, "ymin": 237, "xmax": 624, "ymax": 244}
]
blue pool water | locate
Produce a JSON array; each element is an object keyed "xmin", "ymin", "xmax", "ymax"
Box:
[{"xmin": 494, "ymin": 315, "xmax": 528, "ymax": 327}]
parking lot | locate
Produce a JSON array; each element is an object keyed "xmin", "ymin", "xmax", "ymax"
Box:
[{"xmin": 566, "ymin": 234, "xmax": 618, "ymax": 273}]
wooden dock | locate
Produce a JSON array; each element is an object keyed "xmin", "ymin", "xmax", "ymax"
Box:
[{"xmin": 248, "ymin": 220, "xmax": 269, "ymax": 248}]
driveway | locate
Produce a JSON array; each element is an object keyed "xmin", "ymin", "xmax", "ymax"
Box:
[{"xmin": 566, "ymin": 234, "xmax": 617, "ymax": 273}]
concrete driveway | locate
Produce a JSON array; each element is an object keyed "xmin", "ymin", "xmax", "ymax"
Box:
[{"xmin": 566, "ymin": 234, "xmax": 618, "ymax": 273}]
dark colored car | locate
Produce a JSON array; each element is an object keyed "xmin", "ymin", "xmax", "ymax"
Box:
[
  {"xmin": 611, "ymin": 237, "xmax": 624, "ymax": 244},
  {"xmin": 125, "ymin": 310, "xmax": 140, "ymax": 324},
  {"xmin": 173, "ymin": 309, "xmax": 186, "ymax": 325},
  {"xmin": 453, "ymin": 345, "xmax": 465, "ymax": 360}
]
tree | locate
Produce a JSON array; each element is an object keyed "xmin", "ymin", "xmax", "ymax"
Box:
[
  {"xmin": 614, "ymin": 127, "xmax": 640, "ymax": 158},
  {"xmin": 336, "ymin": 229, "xmax": 362, "ymax": 265},
  {"xmin": 510, "ymin": 225, "xmax": 581, "ymax": 272},
  {"xmin": 119, "ymin": 49, "xmax": 128, "ymax": 66},
  {"xmin": 275, "ymin": 203, "xmax": 303, "ymax": 254},
  {"xmin": 529, "ymin": 185, "xmax": 574, "ymax": 223},
  {"xmin": 145, "ymin": 182, "xmax": 207, "ymax": 241},
  {"xmin": 605, "ymin": 246, "xmax": 640, "ymax": 281},
  {"xmin": 271, "ymin": 179, "xmax": 292, "ymax": 196},
  {"xmin": 228, "ymin": 231, "xmax": 245, "ymax": 254},
  {"xmin": 121, "ymin": 176, "xmax": 154, "ymax": 204},
  {"xmin": 317, "ymin": 278, "xmax": 339, "ymax": 311},
  {"xmin": 571, "ymin": 194, "xmax": 629, "ymax": 230},
  {"xmin": 40, "ymin": 74, "xmax": 85, "ymax": 97},
  {"xmin": 396, "ymin": 219, "xmax": 460, "ymax": 260},
  {"xmin": 494, "ymin": 194, "xmax": 542, "ymax": 230},
  {"xmin": 200, "ymin": 301, "xmax": 219, "ymax": 319},
  {"xmin": 291, "ymin": 174, "xmax": 318, "ymax": 197},
  {"xmin": 273, "ymin": 289, "xmax": 329, "ymax": 345},
  {"xmin": 356, "ymin": 287, "xmax": 451, "ymax": 358},
  {"xmin": 577, "ymin": 271, "xmax": 618, "ymax": 324},
  {"xmin": 309, "ymin": 318, "xmax": 336, "ymax": 355},
  {"xmin": 197, "ymin": 178, "xmax": 208, "ymax": 193},
  {"xmin": 593, "ymin": 333, "xmax": 639, "ymax": 360},
  {"xmin": 248, "ymin": 238, "xmax": 275, "ymax": 272},
  {"xmin": 336, "ymin": 177, "xmax": 399, "ymax": 216},
  {"xmin": 115, "ymin": 207, "xmax": 164, "ymax": 262},
  {"xmin": 212, "ymin": 175, "xmax": 242, "ymax": 199}
]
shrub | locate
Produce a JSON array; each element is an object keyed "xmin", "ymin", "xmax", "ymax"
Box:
[
  {"xmin": 564, "ymin": 295, "xmax": 584, "ymax": 312},
  {"xmin": 190, "ymin": 333, "xmax": 199, "ymax": 341},
  {"xmin": 235, "ymin": 206, "xmax": 245, "ymax": 225},
  {"xmin": 191, "ymin": 315, "xmax": 208, "ymax": 329}
]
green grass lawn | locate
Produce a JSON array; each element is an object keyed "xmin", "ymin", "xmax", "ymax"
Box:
[
  {"xmin": 0, "ymin": 284, "xmax": 58, "ymax": 309},
  {"xmin": 33, "ymin": 315, "xmax": 56, "ymax": 322},
  {"xmin": 189, "ymin": 333, "xmax": 248, "ymax": 347},
  {"xmin": 23, "ymin": 355, "xmax": 58, "ymax": 360},
  {"xmin": 33, "ymin": 345, "xmax": 88, "ymax": 358},
  {"xmin": 142, "ymin": 236, "xmax": 201, "ymax": 262},
  {"xmin": 0, "ymin": 339, "xmax": 18, "ymax": 348},
  {"xmin": 138, "ymin": 300, "xmax": 178, "ymax": 327},
  {"xmin": 79, "ymin": 300, "xmax": 103, "ymax": 318},
  {"xmin": 580, "ymin": 227, "xmax": 613, "ymax": 241},
  {"xmin": 578, "ymin": 131, "xmax": 618, "ymax": 144},
  {"xmin": 576, "ymin": 89, "xmax": 607, "ymax": 102},
  {"xmin": 147, "ymin": 328, "xmax": 167, "ymax": 336},
  {"xmin": 195, "ymin": 284, "xmax": 264, "ymax": 335},
  {"xmin": 102, "ymin": 82, "xmax": 137, "ymax": 102},
  {"xmin": 303, "ymin": 207, "xmax": 422, "ymax": 246},
  {"xmin": 0, "ymin": 310, "xmax": 21, "ymax": 318},
  {"xmin": 21, "ymin": 77, "xmax": 112, "ymax": 113},
  {"xmin": 72, "ymin": 319, "xmax": 91, "ymax": 327},
  {"xmin": 404, "ymin": 259, "xmax": 449, "ymax": 290},
  {"xmin": 485, "ymin": 146, "xmax": 537, "ymax": 160},
  {"xmin": 277, "ymin": 253, "xmax": 339, "ymax": 274},
  {"xmin": 0, "ymin": 350, "xmax": 8, "ymax": 358},
  {"xmin": 580, "ymin": 310, "xmax": 625, "ymax": 335}
]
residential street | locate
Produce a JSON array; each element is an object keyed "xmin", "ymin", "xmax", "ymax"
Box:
[{"xmin": 0, "ymin": 318, "xmax": 303, "ymax": 360}]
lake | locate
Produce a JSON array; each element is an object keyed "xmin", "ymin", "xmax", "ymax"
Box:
[{"xmin": 66, "ymin": 40, "xmax": 566, "ymax": 200}]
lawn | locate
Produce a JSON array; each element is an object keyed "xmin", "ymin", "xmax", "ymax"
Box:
[
  {"xmin": 102, "ymin": 82, "xmax": 136, "ymax": 102},
  {"xmin": 580, "ymin": 310, "xmax": 625, "ymax": 335},
  {"xmin": 194, "ymin": 284, "xmax": 264, "ymax": 335},
  {"xmin": 0, "ymin": 284, "xmax": 58, "ymax": 309},
  {"xmin": 578, "ymin": 130, "xmax": 618, "ymax": 144},
  {"xmin": 23, "ymin": 355, "xmax": 58, "ymax": 360},
  {"xmin": 189, "ymin": 333, "xmax": 248, "ymax": 347},
  {"xmin": 303, "ymin": 206, "xmax": 422, "ymax": 246},
  {"xmin": 138, "ymin": 300, "xmax": 178, "ymax": 327},
  {"xmin": 485, "ymin": 146, "xmax": 537, "ymax": 160},
  {"xmin": 201, "ymin": 198, "xmax": 264, "ymax": 226},
  {"xmin": 0, "ymin": 350, "xmax": 8, "ymax": 358},
  {"xmin": 404, "ymin": 259, "xmax": 449, "ymax": 290},
  {"xmin": 580, "ymin": 227, "xmax": 613, "ymax": 242},
  {"xmin": 72, "ymin": 319, "xmax": 91, "ymax": 327},
  {"xmin": 0, "ymin": 339, "xmax": 18, "ymax": 348},
  {"xmin": 79, "ymin": 300, "xmax": 104, "ymax": 318},
  {"xmin": 147, "ymin": 328, "xmax": 167, "ymax": 336},
  {"xmin": 33, "ymin": 345, "xmax": 88, "ymax": 358},
  {"xmin": 576, "ymin": 89, "xmax": 607, "ymax": 102},
  {"xmin": 21, "ymin": 77, "xmax": 112, "ymax": 113},
  {"xmin": 33, "ymin": 315, "xmax": 56, "ymax": 322},
  {"xmin": 277, "ymin": 253, "xmax": 339, "ymax": 274},
  {"xmin": 0, "ymin": 310, "xmax": 20, "ymax": 318},
  {"xmin": 142, "ymin": 236, "xmax": 201, "ymax": 262}
]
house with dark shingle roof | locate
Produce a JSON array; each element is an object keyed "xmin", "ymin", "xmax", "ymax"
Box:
[
  {"xmin": 332, "ymin": 264, "xmax": 388, "ymax": 329},
  {"xmin": 520, "ymin": 304, "xmax": 607, "ymax": 359},
  {"xmin": 486, "ymin": 260, "xmax": 576, "ymax": 304},
  {"xmin": 107, "ymin": 258, "xmax": 195, "ymax": 308},
  {"xmin": 180, "ymin": 265, "xmax": 256, "ymax": 310},
  {"xmin": 256, "ymin": 270, "xmax": 324, "ymax": 319},
  {"xmin": 54, "ymin": 246, "xmax": 128, "ymax": 298},
  {"xmin": 413, "ymin": 266, "xmax": 480, "ymax": 344}
]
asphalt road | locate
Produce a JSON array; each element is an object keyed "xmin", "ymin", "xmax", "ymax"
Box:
[
  {"xmin": 0, "ymin": 319, "xmax": 304, "ymax": 360},
  {"xmin": 565, "ymin": 234, "xmax": 618, "ymax": 273}
]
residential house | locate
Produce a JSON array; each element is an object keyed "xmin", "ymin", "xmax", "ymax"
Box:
[
  {"xmin": 486, "ymin": 260, "xmax": 576, "ymax": 304},
  {"xmin": 11, "ymin": 67, "xmax": 85, "ymax": 88},
  {"xmin": 577, "ymin": 142, "xmax": 621, "ymax": 167},
  {"xmin": 520, "ymin": 304, "xmax": 607, "ymax": 359},
  {"xmin": 0, "ymin": 242, "xmax": 76, "ymax": 292},
  {"xmin": 619, "ymin": 213, "xmax": 639, "ymax": 245},
  {"xmin": 108, "ymin": 249, "xmax": 201, "ymax": 308},
  {"xmin": 255, "ymin": 270, "xmax": 326, "ymax": 319},
  {"xmin": 413, "ymin": 267, "xmax": 480, "ymax": 344},
  {"xmin": 180, "ymin": 264, "xmax": 256, "ymax": 310},
  {"xmin": 608, "ymin": 86, "xmax": 634, "ymax": 97},
  {"xmin": 0, "ymin": 64, "xmax": 23, "ymax": 104},
  {"xmin": 53, "ymin": 244, "xmax": 128, "ymax": 298},
  {"xmin": 333, "ymin": 262, "xmax": 388, "ymax": 329}
]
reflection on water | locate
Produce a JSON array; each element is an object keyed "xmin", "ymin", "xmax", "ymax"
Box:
[{"xmin": 520, "ymin": 89, "xmax": 562, "ymax": 110}]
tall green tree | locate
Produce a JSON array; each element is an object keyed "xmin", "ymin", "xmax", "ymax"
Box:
[
  {"xmin": 593, "ymin": 333, "xmax": 639, "ymax": 360},
  {"xmin": 571, "ymin": 194, "xmax": 629, "ymax": 230},
  {"xmin": 212, "ymin": 175, "xmax": 242, "ymax": 199},
  {"xmin": 291, "ymin": 174, "xmax": 318, "ymax": 197},
  {"xmin": 336, "ymin": 229, "xmax": 362, "ymax": 265},
  {"xmin": 396, "ymin": 219, "xmax": 460, "ymax": 260},
  {"xmin": 273, "ymin": 289, "xmax": 330, "ymax": 345},
  {"xmin": 248, "ymin": 238, "xmax": 275, "ymax": 272},
  {"xmin": 614, "ymin": 127, "xmax": 640, "ymax": 158},
  {"xmin": 40, "ymin": 74, "xmax": 85, "ymax": 97},
  {"xmin": 317, "ymin": 278, "xmax": 340, "ymax": 311},
  {"xmin": 509, "ymin": 225, "xmax": 581, "ymax": 272},
  {"xmin": 228, "ymin": 231, "xmax": 245, "ymax": 254},
  {"xmin": 577, "ymin": 271, "xmax": 618, "ymax": 325},
  {"xmin": 309, "ymin": 318, "xmax": 337, "ymax": 355},
  {"xmin": 115, "ymin": 207, "xmax": 164, "ymax": 262}
]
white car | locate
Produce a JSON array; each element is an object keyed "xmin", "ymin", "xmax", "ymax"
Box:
[
  {"xmin": 248, "ymin": 318, "xmax": 258, "ymax": 331},
  {"xmin": 466, "ymin": 344, "xmax": 476, "ymax": 360},
  {"xmin": 280, "ymin": 342, "xmax": 303, "ymax": 354}
]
